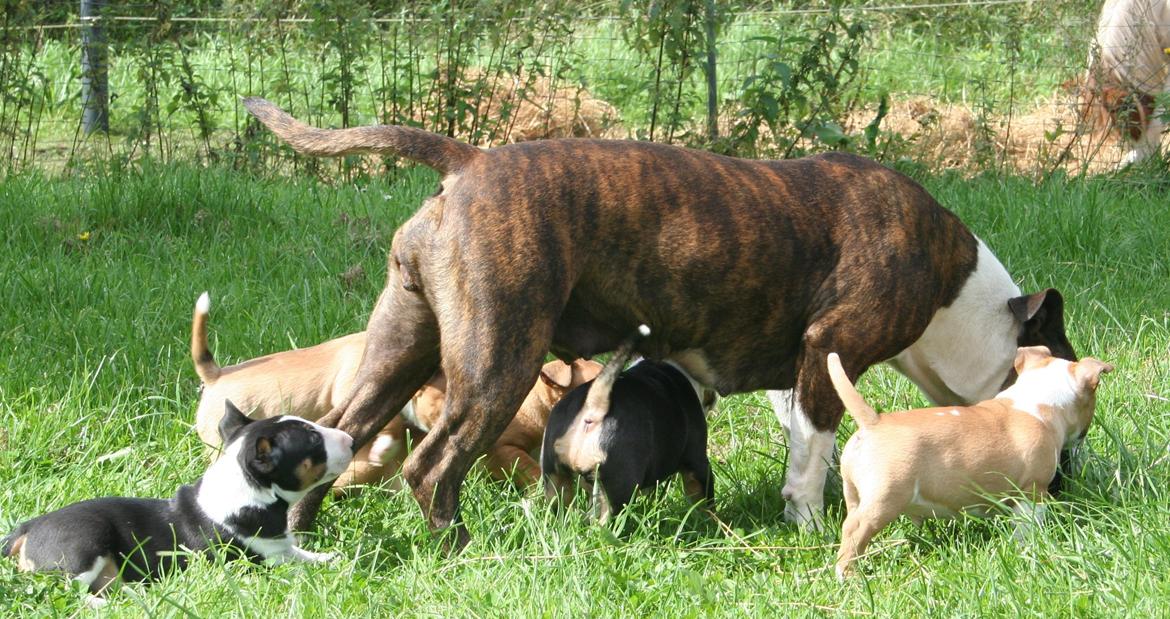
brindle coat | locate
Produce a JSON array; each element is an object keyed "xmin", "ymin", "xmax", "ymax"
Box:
[{"xmin": 243, "ymin": 98, "xmax": 1073, "ymax": 543}]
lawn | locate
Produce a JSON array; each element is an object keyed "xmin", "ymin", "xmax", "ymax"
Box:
[{"xmin": 0, "ymin": 160, "xmax": 1168, "ymax": 616}]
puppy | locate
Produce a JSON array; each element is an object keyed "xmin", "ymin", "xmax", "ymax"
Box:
[
  {"xmin": 354, "ymin": 357, "xmax": 604, "ymax": 489},
  {"xmin": 1082, "ymin": 0, "xmax": 1170, "ymax": 165},
  {"xmin": 542, "ymin": 326, "xmax": 718, "ymax": 521},
  {"xmin": 191, "ymin": 292, "xmax": 368, "ymax": 461},
  {"xmin": 829, "ymin": 347, "xmax": 1112, "ymax": 578},
  {"xmin": 2, "ymin": 401, "xmax": 353, "ymax": 604}
]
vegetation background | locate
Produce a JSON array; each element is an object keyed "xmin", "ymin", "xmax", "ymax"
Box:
[{"xmin": 0, "ymin": 0, "xmax": 1167, "ymax": 616}]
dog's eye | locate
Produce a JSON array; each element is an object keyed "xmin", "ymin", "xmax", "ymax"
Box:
[{"xmin": 307, "ymin": 432, "xmax": 322, "ymax": 446}]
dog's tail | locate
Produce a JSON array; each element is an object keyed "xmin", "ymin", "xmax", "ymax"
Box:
[
  {"xmin": 191, "ymin": 292, "xmax": 221, "ymax": 384},
  {"xmin": 827, "ymin": 353, "xmax": 879, "ymax": 429},
  {"xmin": 242, "ymin": 97, "xmax": 482, "ymax": 176},
  {"xmin": 581, "ymin": 325, "xmax": 651, "ymax": 417}
]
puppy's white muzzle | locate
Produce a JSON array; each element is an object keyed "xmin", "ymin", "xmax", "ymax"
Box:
[{"xmin": 321, "ymin": 428, "xmax": 355, "ymax": 477}]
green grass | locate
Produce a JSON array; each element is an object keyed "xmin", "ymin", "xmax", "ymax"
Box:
[{"xmin": 1, "ymin": 161, "xmax": 1168, "ymax": 616}]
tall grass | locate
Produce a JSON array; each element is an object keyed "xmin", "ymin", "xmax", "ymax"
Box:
[{"xmin": 0, "ymin": 162, "xmax": 1167, "ymax": 615}]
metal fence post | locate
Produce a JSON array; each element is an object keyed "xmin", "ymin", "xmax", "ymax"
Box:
[
  {"xmin": 81, "ymin": 0, "xmax": 109, "ymax": 134},
  {"xmin": 704, "ymin": 0, "xmax": 718, "ymax": 144}
]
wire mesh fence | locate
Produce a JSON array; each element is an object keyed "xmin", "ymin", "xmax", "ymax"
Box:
[{"xmin": 0, "ymin": 0, "xmax": 1160, "ymax": 178}]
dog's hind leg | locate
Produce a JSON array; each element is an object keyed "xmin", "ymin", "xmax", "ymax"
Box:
[
  {"xmin": 835, "ymin": 500, "xmax": 899, "ymax": 580},
  {"xmin": 681, "ymin": 460, "xmax": 714, "ymax": 506},
  {"xmin": 401, "ymin": 312, "xmax": 555, "ymax": 550},
  {"xmin": 290, "ymin": 272, "xmax": 441, "ymax": 531}
]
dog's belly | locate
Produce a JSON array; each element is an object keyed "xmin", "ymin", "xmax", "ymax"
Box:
[{"xmin": 551, "ymin": 293, "xmax": 802, "ymax": 394}]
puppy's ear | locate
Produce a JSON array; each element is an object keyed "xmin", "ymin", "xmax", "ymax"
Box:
[
  {"xmin": 218, "ymin": 399, "xmax": 254, "ymax": 444},
  {"xmin": 539, "ymin": 361, "xmax": 574, "ymax": 390},
  {"xmin": 1075, "ymin": 358, "xmax": 1114, "ymax": 391},
  {"xmin": 251, "ymin": 436, "xmax": 276, "ymax": 475},
  {"xmin": 574, "ymin": 359, "xmax": 603, "ymax": 385},
  {"xmin": 701, "ymin": 388, "xmax": 718, "ymax": 412},
  {"xmin": 1008, "ymin": 289, "xmax": 1077, "ymax": 361},
  {"xmin": 1012, "ymin": 345, "xmax": 1053, "ymax": 375}
]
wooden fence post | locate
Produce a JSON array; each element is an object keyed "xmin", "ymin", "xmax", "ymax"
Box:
[
  {"xmin": 81, "ymin": 0, "xmax": 109, "ymax": 134},
  {"xmin": 704, "ymin": 0, "xmax": 718, "ymax": 144}
]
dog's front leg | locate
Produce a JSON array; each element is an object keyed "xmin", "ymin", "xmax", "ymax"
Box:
[
  {"xmin": 287, "ymin": 546, "xmax": 337, "ymax": 564},
  {"xmin": 782, "ymin": 330, "xmax": 890, "ymax": 532},
  {"xmin": 261, "ymin": 535, "xmax": 336, "ymax": 565},
  {"xmin": 1010, "ymin": 497, "xmax": 1048, "ymax": 544},
  {"xmin": 778, "ymin": 390, "xmax": 835, "ymax": 532}
]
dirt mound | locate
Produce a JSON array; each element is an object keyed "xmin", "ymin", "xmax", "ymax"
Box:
[
  {"xmin": 405, "ymin": 70, "xmax": 623, "ymax": 145},
  {"xmin": 847, "ymin": 94, "xmax": 1161, "ymax": 175},
  {"xmin": 474, "ymin": 71, "xmax": 623, "ymax": 143}
]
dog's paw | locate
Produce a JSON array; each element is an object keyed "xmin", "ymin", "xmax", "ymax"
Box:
[
  {"xmin": 306, "ymin": 550, "xmax": 338, "ymax": 564},
  {"xmin": 783, "ymin": 500, "xmax": 826, "ymax": 533},
  {"xmin": 289, "ymin": 547, "xmax": 338, "ymax": 564}
]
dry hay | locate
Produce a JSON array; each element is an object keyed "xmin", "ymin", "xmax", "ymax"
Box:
[
  {"xmin": 846, "ymin": 93, "xmax": 1167, "ymax": 175},
  {"xmin": 407, "ymin": 69, "xmax": 623, "ymax": 145}
]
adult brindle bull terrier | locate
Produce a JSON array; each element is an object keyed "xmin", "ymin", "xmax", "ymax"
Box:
[{"xmin": 243, "ymin": 97, "xmax": 1075, "ymax": 543}]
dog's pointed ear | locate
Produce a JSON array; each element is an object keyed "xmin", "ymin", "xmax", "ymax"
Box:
[
  {"xmin": 1008, "ymin": 288, "xmax": 1077, "ymax": 361},
  {"xmin": 539, "ymin": 361, "xmax": 574, "ymax": 390},
  {"xmin": 251, "ymin": 436, "xmax": 276, "ymax": 475},
  {"xmin": 1075, "ymin": 358, "xmax": 1114, "ymax": 391},
  {"xmin": 218, "ymin": 399, "xmax": 254, "ymax": 444}
]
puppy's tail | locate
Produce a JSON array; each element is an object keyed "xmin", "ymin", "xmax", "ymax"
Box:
[
  {"xmin": 242, "ymin": 97, "xmax": 482, "ymax": 175},
  {"xmin": 2, "ymin": 523, "xmax": 27, "ymax": 558},
  {"xmin": 581, "ymin": 325, "xmax": 651, "ymax": 417},
  {"xmin": 191, "ymin": 292, "xmax": 221, "ymax": 384},
  {"xmin": 827, "ymin": 353, "xmax": 879, "ymax": 429}
]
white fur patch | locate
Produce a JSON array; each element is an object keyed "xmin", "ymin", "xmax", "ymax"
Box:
[
  {"xmin": 74, "ymin": 555, "xmax": 111, "ymax": 591},
  {"xmin": 889, "ymin": 240, "xmax": 1022, "ymax": 405},
  {"xmin": 398, "ymin": 400, "xmax": 429, "ymax": 432},
  {"xmin": 367, "ymin": 434, "xmax": 402, "ymax": 465},
  {"xmin": 195, "ymin": 439, "xmax": 278, "ymax": 525},
  {"xmin": 778, "ymin": 396, "xmax": 835, "ymax": 531},
  {"xmin": 243, "ymin": 534, "xmax": 296, "ymax": 562},
  {"xmin": 999, "ymin": 358, "xmax": 1078, "ymax": 426},
  {"xmin": 195, "ymin": 291, "xmax": 211, "ymax": 314},
  {"xmin": 664, "ymin": 359, "xmax": 708, "ymax": 407}
]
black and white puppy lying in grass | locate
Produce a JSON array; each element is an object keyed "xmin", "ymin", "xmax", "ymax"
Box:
[
  {"xmin": 2, "ymin": 400, "xmax": 353, "ymax": 605},
  {"xmin": 541, "ymin": 325, "xmax": 718, "ymax": 521}
]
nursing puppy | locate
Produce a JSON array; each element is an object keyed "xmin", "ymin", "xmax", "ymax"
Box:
[
  {"xmin": 2, "ymin": 401, "xmax": 353, "ymax": 604},
  {"xmin": 1082, "ymin": 0, "xmax": 1170, "ymax": 165},
  {"xmin": 358, "ymin": 357, "xmax": 603, "ymax": 489},
  {"xmin": 828, "ymin": 348, "xmax": 1112, "ymax": 578},
  {"xmin": 542, "ymin": 326, "xmax": 718, "ymax": 521}
]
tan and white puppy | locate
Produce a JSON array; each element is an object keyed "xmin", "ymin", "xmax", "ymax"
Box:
[
  {"xmin": 354, "ymin": 357, "xmax": 603, "ymax": 489},
  {"xmin": 191, "ymin": 293, "xmax": 379, "ymax": 490},
  {"xmin": 828, "ymin": 347, "xmax": 1112, "ymax": 579},
  {"xmin": 191, "ymin": 293, "xmax": 599, "ymax": 490},
  {"xmin": 1083, "ymin": 0, "xmax": 1170, "ymax": 165}
]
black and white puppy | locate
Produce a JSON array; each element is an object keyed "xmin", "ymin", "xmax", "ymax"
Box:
[
  {"xmin": 542, "ymin": 325, "xmax": 718, "ymax": 521},
  {"xmin": 2, "ymin": 400, "xmax": 353, "ymax": 603}
]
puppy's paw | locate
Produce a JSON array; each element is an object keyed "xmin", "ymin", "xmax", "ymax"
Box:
[
  {"xmin": 290, "ymin": 547, "xmax": 338, "ymax": 564},
  {"xmin": 306, "ymin": 550, "xmax": 338, "ymax": 564}
]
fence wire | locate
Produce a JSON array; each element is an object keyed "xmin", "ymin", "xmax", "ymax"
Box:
[{"xmin": 0, "ymin": 0, "xmax": 1160, "ymax": 177}]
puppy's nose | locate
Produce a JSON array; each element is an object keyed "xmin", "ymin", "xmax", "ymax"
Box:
[{"xmin": 341, "ymin": 432, "xmax": 355, "ymax": 452}]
